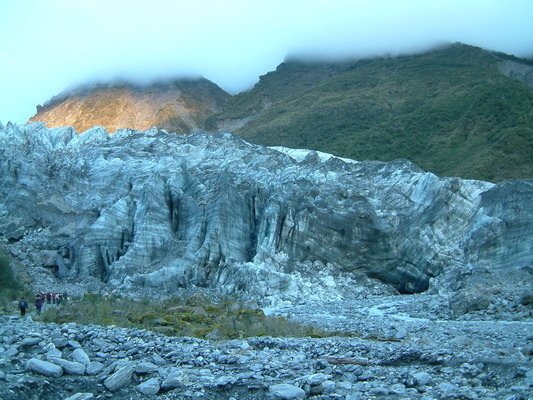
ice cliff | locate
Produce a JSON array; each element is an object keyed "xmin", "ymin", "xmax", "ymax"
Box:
[{"xmin": 0, "ymin": 123, "xmax": 531, "ymax": 302}]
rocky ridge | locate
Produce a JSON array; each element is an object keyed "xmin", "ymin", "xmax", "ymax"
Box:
[{"xmin": 0, "ymin": 122, "xmax": 531, "ymax": 304}]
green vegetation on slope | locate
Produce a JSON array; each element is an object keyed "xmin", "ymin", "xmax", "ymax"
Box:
[
  {"xmin": 210, "ymin": 44, "xmax": 533, "ymax": 182},
  {"xmin": 41, "ymin": 292, "xmax": 330, "ymax": 339},
  {"xmin": 0, "ymin": 249, "xmax": 28, "ymax": 310}
]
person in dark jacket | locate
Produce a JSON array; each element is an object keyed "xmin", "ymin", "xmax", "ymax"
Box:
[
  {"xmin": 18, "ymin": 297, "xmax": 28, "ymax": 317},
  {"xmin": 35, "ymin": 295, "xmax": 44, "ymax": 315}
]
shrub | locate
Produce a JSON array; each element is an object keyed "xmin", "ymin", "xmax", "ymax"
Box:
[
  {"xmin": 39, "ymin": 292, "xmax": 336, "ymax": 339},
  {"xmin": 0, "ymin": 249, "xmax": 27, "ymax": 311}
]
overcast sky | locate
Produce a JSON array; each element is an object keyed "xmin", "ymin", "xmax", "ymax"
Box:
[{"xmin": 1, "ymin": 0, "xmax": 532, "ymax": 124}]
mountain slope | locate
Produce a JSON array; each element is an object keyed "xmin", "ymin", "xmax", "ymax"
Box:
[
  {"xmin": 210, "ymin": 44, "xmax": 533, "ymax": 181},
  {"xmin": 30, "ymin": 79, "xmax": 230, "ymax": 133},
  {"xmin": 29, "ymin": 44, "xmax": 533, "ymax": 181}
]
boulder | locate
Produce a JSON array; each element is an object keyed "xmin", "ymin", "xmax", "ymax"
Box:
[
  {"xmin": 450, "ymin": 288, "xmax": 491, "ymax": 316},
  {"xmin": 86, "ymin": 361, "xmax": 105, "ymax": 375},
  {"xmin": 162, "ymin": 369, "xmax": 189, "ymax": 390},
  {"xmin": 137, "ymin": 378, "xmax": 160, "ymax": 395},
  {"xmin": 50, "ymin": 358, "xmax": 86, "ymax": 375},
  {"xmin": 71, "ymin": 348, "xmax": 90, "ymax": 365},
  {"xmin": 0, "ymin": 125, "xmax": 531, "ymax": 300},
  {"xmin": 412, "ymin": 371, "xmax": 432, "ymax": 386},
  {"xmin": 520, "ymin": 289, "xmax": 533, "ymax": 306},
  {"xmin": 25, "ymin": 358, "xmax": 63, "ymax": 378},
  {"xmin": 63, "ymin": 393, "xmax": 94, "ymax": 400},
  {"xmin": 134, "ymin": 361, "xmax": 158, "ymax": 374},
  {"xmin": 104, "ymin": 365, "xmax": 134, "ymax": 392},
  {"xmin": 21, "ymin": 337, "xmax": 42, "ymax": 347},
  {"xmin": 268, "ymin": 383, "xmax": 306, "ymax": 399}
]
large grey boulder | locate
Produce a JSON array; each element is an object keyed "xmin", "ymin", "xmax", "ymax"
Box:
[
  {"xmin": 103, "ymin": 364, "xmax": 134, "ymax": 392},
  {"xmin": 50, "ymin": 357, "xmax": 86, "ymax": 375},
  {"xmin": 71, "ymin": 348, "xmax": 90, "ymax": 365},
  {"xmin": 268, "ymin": 383, "xmax": 306, "ymax": 399},
  {"xmin": 0, "ymin": 123, "xmax": 531, "ymax": 300},
  {"xmin": 134, "ymin": 361, "xmax": 158, "ymax": 374},
  {"xmin": 21, "ymin": 337, "xmax": 42, "ymax": 347},
  {"xmin": 25, "ymin": 357, "xmax": 63, "ymax": 377}
]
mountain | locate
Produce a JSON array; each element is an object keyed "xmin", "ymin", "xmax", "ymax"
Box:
[
  {"xmin": 1, "ymin": 123, "xmax": 531, "ymax": 301},
  {"xmin": 208, "ymin": 43, "xmax": 533, "ymax": 182},
  {"xmin": 30, "ymin": 43, "xmax": 533, "ymax": 181},
  {"xmin": 30, "ymin": 78, "xmax": 230, "ymax": 133}
]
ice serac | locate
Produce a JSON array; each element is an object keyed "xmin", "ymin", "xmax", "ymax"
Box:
[{"xmin": 0, "ymin": 123, "xmax": 531, "ymax": 300}]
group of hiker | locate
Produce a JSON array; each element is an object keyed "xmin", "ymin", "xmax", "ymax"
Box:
[{"xmin": 18, "ymin": 291, "xmax": 68, "ymax": 316}]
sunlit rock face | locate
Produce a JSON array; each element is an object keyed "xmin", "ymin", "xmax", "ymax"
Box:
[
  {"xmin": 29, "ymin": 79, "xmax": 230, "ymax": 134},
  {"xmin": 0, "ymin": 123, "xmax": 531, "ymax": 301}
]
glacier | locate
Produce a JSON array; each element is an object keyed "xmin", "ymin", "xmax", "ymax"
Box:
[{"xmin": 0, "ymin": 122, "xmax": 531, "ymax": 303}]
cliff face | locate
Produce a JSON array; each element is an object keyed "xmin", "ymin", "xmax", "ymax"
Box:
[
  {"xmin": 0, "ymin": 123, "xmax": 531, "ymax": 302},
  {"xmin": 29, "ymin": 79, "xmax": 230, "ymax": 134}
]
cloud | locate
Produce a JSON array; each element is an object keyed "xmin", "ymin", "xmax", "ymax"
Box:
[{"xmin": 1, "ymin": 0, "xmax": 532, "ymax": 123}]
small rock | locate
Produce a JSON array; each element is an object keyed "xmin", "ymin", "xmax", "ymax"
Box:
[
  {"xmin": 46, "ymin": 348, "xmax": 63, "ymax": 360},
  {"xmin": 214, "ymin": 375, "xmax": 237, "ymax": 388},
  {"xmin": 21, "ymin": 337, "xmax": 42, "ymax": 347},
  {"xmin": 520, "ymin": 289, "xmax": 533, "ymax": 306},
  {"xmin": 68, "ymin": 340, "xmax": 82, "ymax": 349},
  {"xmin": 162, "ymin": 369, "xmax": 189, "ymax": 390},
  {"xmin": 2, "ymin": 346, "xmax": 18, "ymax": 358},
  {"xmin": 101, "ymin": 362, "xmax": 116, "ymax": 377},
  {"xmin": 134, "ymin": 361, "xmax": 158, "ymax": 374},
  {"xmin": 137, "ymin": 377, "xmax": 160, "ymax": 395},
  {"xmin": 321, "ymin": 380, "xmax": 336, "ymax": 394},
  {"xmin": 151, "ymin": 353, "xmax": 166, "ymax": 365},
  {"xmin": 25, "ymin": 358, "xmax": 63, "ymax": 378},
  {"xmin": 268, "ymin": 383, "xmax": 306, "ymax": 399},
  {"xmin": 50, "ymin": 358, "xmax": 86, "ymax": 375},
  {"xmin": 306, "ymin": 373, "xmax": 331, "ymax": 385},
  {"xmin": 438, "ymin": 382, "xmax": 462, "ymax": 398},
  {"xmin": 525, "ymin": 369, "xmax": 533, "ymax": 387},
  {"xmin": 394, "ymin": 327, "xmax": 407, "ymax": 340},
  {"xmin": 86, "ymin": 361, "xmax": 105, "ymax": 375},
  {"xmin": 3, "ymin": 335, "xmax": 15, "ymax": 345},
  {"xmin": 357, "ymin": 372, "xmax": 372, "ymax": 381},
  {"xmin": 368, "ymin": 386, "xmax": 389, "ymax": 396},
  {"xmin": 44, "ymin": 342, "xmax": 57, "ymax": 352},
  {"xmin": 345, "ymin": 394, "xmax": 362, "ymax": 400},
  {"xmin": 52, "ymin": 337, "xmax": 69, "ymax": 349},
  {"xmin": 413, "ymin": 371, "xmax": 432, "ymax": 386},
  {"xmin": 63, "ymin": 393, "xmax": 94, "ymax": 400}
]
